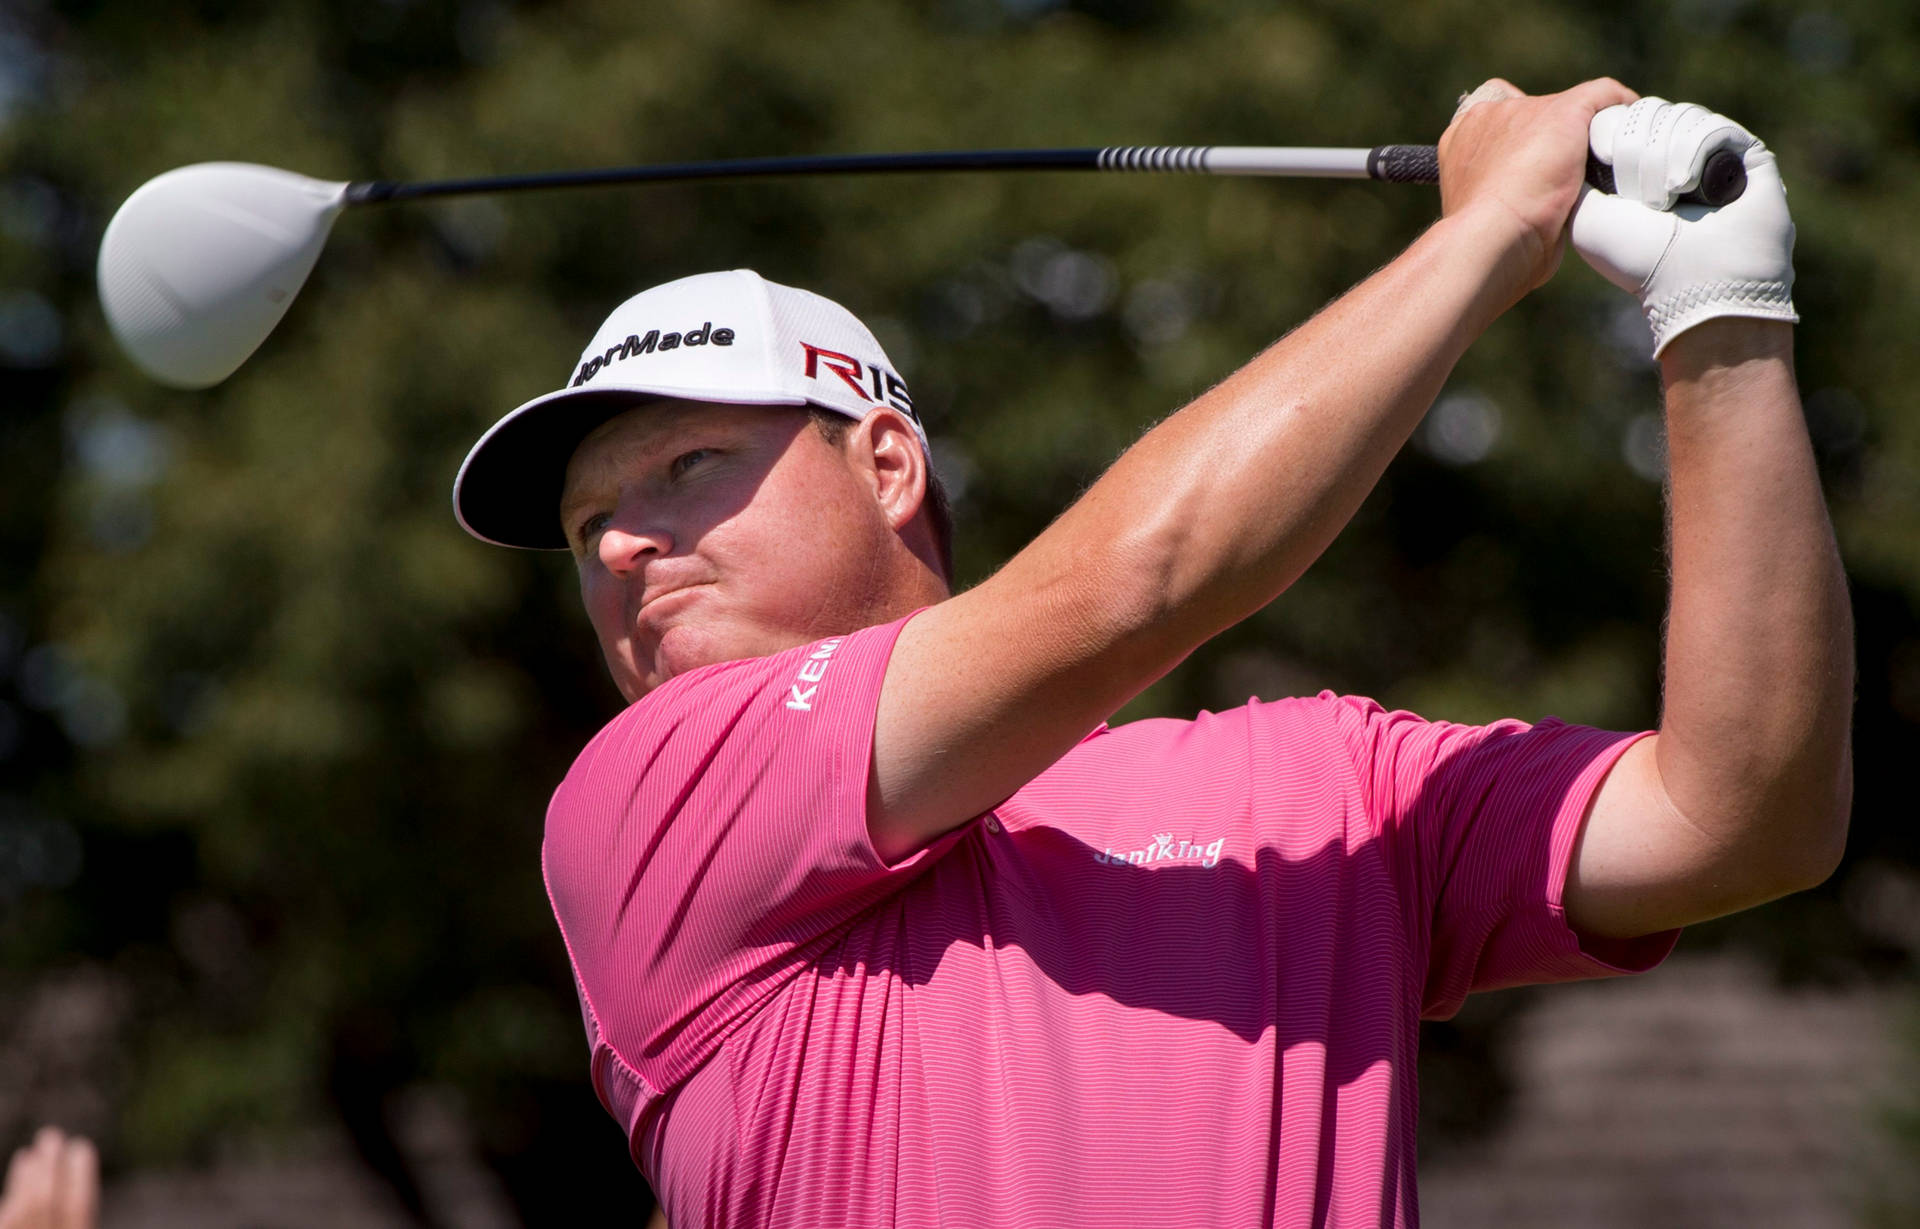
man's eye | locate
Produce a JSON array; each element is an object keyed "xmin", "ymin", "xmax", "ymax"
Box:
[
  {"xmin": 670, "ymin": 449, "xmax": 710, "ymax": 478},
  {"xmin": 577, "ymin": 512, "xmax": 610, "ymax": 542}
]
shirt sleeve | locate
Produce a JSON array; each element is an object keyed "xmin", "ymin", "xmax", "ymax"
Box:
[
  {"xmin": 1327, "ymin": 694, "xmax": 1679, "ymax": 1020},
  {"xmin": 543, "ymin": 611, "xmax": 956, "ymax": 1099}
]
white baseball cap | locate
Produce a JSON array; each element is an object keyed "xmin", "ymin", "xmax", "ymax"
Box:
[{"xmin": 453, "ymin": 269, "xmax": 926, "ymax": 549}]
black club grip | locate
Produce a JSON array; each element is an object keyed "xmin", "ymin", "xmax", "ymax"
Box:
[
  {"xmin": 1587, "ymin": 146, "xmax": 1748, "ymax": 207},
  {"xmin": 1367, "ymin": 144, "xmax": 1439, "ymax": 184},
  {"xmin": 1373, "ymin": 143, "xmax": 1747, "ymax": 207}
]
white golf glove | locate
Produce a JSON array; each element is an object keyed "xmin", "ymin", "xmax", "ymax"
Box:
[{"xmin": 1570, "ymin": 97, "xmax": 1797, "ymax": 358}]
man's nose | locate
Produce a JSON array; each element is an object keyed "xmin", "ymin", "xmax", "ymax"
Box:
[{"xmin": 597, "ymin": 519, "xmax": 673, "ymax": 576}]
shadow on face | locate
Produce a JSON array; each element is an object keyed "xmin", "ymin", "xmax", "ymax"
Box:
[{"xmin": 559, "ymin": 400, "xmax": 822, "ymax": 556}]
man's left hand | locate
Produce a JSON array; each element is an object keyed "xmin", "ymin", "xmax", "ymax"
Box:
[{"xmin": 1571, "ymin": 97, "xmax": 1798, "ymax": 357}]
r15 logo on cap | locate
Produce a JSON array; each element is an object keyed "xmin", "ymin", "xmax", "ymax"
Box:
[{"xmin": 799, "ymin": 342, "xmax": 916, "ymax": 420}]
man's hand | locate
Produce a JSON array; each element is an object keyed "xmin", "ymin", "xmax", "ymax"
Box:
[
  {"xmin": 1438, "ymin": 77, "xmax": 1638, "ymax": 306},
  {"xmin": 1571, "ymin": 97, "xmax": 1798, "ymax": 356}
]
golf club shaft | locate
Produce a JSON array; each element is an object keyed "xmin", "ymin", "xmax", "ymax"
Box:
[
  {"xmin": 343, "ymin": 146, "xmax": 1432, "ymax": 204},
  {"xmin": 343, "ymin": 143, "xmax": 1746, "ymax": 207}
]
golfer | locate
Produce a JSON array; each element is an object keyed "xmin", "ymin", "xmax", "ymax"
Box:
[{"xmin": 451, "ymin": 79, "xmax": 1850, "ymax": 1227}]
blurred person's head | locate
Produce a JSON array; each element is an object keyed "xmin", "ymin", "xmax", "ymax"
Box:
[{"xmin": 454, "ymin": 271, "xmax": 951, "ymax": 702}]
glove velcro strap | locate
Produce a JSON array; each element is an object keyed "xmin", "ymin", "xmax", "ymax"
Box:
[{"xmin": 1646, "ymin": 279, "xmax": 1799, "ymax": 356}]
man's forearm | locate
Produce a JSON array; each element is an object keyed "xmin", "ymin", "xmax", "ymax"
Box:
[
  {"xmin": 1655, "ymin": 319, "xmax": 1853, "ymax": 886},
  {"xmin": 1036, "ymin": 208, "xmax": 1521, "ymax": 677}
]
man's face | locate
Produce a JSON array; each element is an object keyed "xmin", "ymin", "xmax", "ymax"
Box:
[{"xmin": 561, "ymin": 400, "xmax": 902, "ymax": 703}]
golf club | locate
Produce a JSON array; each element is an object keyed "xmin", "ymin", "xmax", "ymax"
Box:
[{"xmin": 96, "ymin": 143, "xmax": 1745, "ymax": 389}]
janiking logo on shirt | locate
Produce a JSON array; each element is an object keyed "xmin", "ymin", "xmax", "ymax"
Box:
[{"xmin": 1095, "ymin": 833, "xmax": 1227, "ymax": 869}]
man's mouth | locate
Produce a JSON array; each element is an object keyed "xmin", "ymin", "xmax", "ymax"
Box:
[{"xmin": 638, "ymin": 582, "xmax": 707, "ymax": 617}]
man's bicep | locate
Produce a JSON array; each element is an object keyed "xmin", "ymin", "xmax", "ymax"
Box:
[
  {"xmin": 868, "ymin": 573, "xmax": 1170, "ymax": 864},
  {"xmin": 1565, "ymin": 734, "xmax": 1796, "ymax": 939}
]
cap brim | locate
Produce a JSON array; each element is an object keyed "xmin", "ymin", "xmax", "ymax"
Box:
[
  {"xmin": 454, "ymin": 389, "xmax": 659, "ymax": 550},
  {"xmin": 452, "ymin": 384, "xmax": 806, "ymax": 550}
]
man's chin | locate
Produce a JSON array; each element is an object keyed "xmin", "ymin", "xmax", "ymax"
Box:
[
  {"xmin": 614, "ymin": 621, "xmax": 822, "ymax": 703},
  {"xmin": 619, "ymin": 624, "xmax": 729, "ymax": 700}
]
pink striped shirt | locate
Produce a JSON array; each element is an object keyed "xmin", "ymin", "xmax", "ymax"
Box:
[{"xmin": 544, "ymin": 613, "xmax": 1676, "ymax": 1227}]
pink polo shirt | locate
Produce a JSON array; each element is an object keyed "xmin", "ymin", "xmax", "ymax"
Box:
[{"xmin": 543, "ymin": 613, "xmax": 1676, "ymax": 1228}]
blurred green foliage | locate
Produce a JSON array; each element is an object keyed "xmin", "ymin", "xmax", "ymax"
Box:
[{"xmin": 1, "ymin": 0, "xmax": 1916, "ymax": 1218}]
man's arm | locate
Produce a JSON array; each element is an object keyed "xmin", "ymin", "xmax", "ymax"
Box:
[
  {"xmin": 1566, "ymin": 319, "xmax": 1853, "ymax": 938},
  {"xmin": 867, "ymin": 79, "xmax": 1637, "ymax": 863}
]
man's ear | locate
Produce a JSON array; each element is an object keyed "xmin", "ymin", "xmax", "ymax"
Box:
[{"xmin": 850, "ymin": 408, "xmax": 928, "ymax": 533}]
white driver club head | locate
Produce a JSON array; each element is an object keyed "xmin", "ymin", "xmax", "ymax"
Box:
[{"xmin": 97, "ymin": 162, "xmax": 348, "ymax": 388}]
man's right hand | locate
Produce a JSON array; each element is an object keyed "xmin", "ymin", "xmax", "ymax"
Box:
[{"xmin": 1437, "ymin": 77, "xmax": 1639, "ymax": 308}]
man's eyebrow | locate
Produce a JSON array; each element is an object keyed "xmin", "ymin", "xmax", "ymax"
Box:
[
  {"xmin": 557, "ymin": 487, "xmax": 597, "ymax": 525},
  {"xmin": 558, "ymin": 419, "xmax": 703, "ymax": 523},
  {"xmin": 557, "ymin": 462, "xmax": 626, "ymax": 528}
]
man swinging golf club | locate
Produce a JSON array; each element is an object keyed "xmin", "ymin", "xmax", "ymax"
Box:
[{"xmin": 450, "ymin": 78, "xmax": 1851, "ymax": 1227}]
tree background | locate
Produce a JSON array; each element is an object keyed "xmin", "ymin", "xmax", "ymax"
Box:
[{"xmin": 2, "ymin": 0, "xmax": 1915, "ymax": 1222}]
